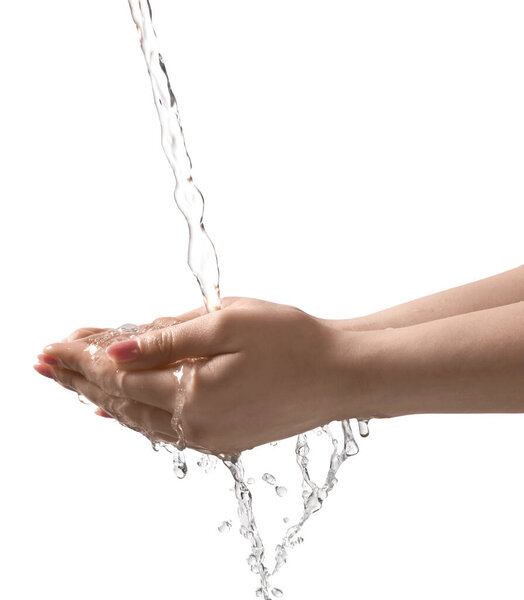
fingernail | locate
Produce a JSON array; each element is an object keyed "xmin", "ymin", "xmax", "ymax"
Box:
[
  {"xmin": 95, "ymin": 408, "xmax": 113, "ymax": 418},
  {"xmin": 34, "ymin": 363, "xmax": 55, "ymax": 379},
  {"xmin": 107, "ymin": 339, "xmax": 140, "ymax": 362},
  {"xmin": 38, "ymin": 353, "xmax": 59, "ymax": 366}
]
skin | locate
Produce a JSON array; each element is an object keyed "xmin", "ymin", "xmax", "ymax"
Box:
[{"xmin": 35, "ymin": 266, "xmax": 524, "ymax": 457}]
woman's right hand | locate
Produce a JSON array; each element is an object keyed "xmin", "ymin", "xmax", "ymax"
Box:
[{"xmin": 37, "ymin": 298, "xmax": 371, "ymax": 456}]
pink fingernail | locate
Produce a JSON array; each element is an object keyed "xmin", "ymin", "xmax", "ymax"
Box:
[
  {"xmin": 34, "ymin": 363, "xmax": 55, "ymax": 379},
  {"xmin": 107, "ymin": 339, "xmax": 140, "ymax": 362},
  {"xmin": 38, "ymin": 353, "xmax": 59, "ymax": 366},
  {"xmin": 95, "ymin": 408, "xmax": 113, "ymax": 418}
]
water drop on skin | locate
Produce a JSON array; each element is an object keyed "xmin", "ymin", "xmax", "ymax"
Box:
[
  {"xmin": 247, "ymin": 478, "xmax": 255, "ymax": 485},
  {"xmin": 77, "ymin": 393, "xmax": 89, "ymax": 405},
  {"xmin": 271, "ymin": 588, "xmax": 284, "ymax": 598},
  {"xmin": 117, "ymin": 323, "xmax": 139, "ymax": 334},
  {"xmin": 275, "ymin": 486, "xmax": 287, "ymax": 497}
]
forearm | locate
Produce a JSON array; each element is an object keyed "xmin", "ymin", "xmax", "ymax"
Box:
[
  {"xmin": 344, "ymin": 265, "xmax": 524, "ymax": 331},
  {"xmin": 341, "ymin": 301, "xmax": 524, "ymax": 418}
]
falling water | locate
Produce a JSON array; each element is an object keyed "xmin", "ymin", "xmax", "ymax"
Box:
[
  {"xmin": 123, "ymin": 1, "xmax": 370, "ymax": 597},
  {"xmin": 127, "ymin": 0, "xmax": 220, "ymax": 313}
]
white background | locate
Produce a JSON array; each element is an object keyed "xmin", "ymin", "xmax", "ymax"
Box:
[{"xmin": 1, "ymin": 1, "xmax": 523, "ymax": 598}]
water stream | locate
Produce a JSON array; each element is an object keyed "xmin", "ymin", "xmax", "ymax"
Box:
[{"xmin": 123, "ymin": 1, "xmax": 370, "ymax": 597}]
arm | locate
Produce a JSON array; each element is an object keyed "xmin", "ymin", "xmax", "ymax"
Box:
[
  {"xmin": 345, "ymin": 301, "xmax": 524, "ymax": 419},
  {"xmin": 339, "ymin": 265, "xmax": 524, "ymax": 331},
  {"xmin": 37, "ymin": 297, "xmax": 524, "ymax": 455}
]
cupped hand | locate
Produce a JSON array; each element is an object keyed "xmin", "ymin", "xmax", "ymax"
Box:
[{"xmin": 36, "ymin": 298, "xmax": 357, "ymax": 456}]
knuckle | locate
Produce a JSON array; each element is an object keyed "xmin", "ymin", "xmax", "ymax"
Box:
[
  {"xmin": 68, "ymin": 328, "xmax": 85, "ymax": 341},
  {"xmin": 151, "ymin": 327, "xmax": 177, "ymax": 355},
  {"xmin": 153, "ymin": 316, "xmax": 176, "ymax": 326},
  {"xmin": 212, "ymin": 310, "xmax": 236, "ymax": 339},
  {"xmin": 114, "ymin": 369, "xmax": 132, "ymax": 398},
  {"xmin": 90, "ymin": 360, "xmax": 125, "ymax": 398}
]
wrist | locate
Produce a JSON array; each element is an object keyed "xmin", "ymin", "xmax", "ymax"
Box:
[{"xmin": 327, "ymin": 325, "xmax": 401, "ymax": 420}]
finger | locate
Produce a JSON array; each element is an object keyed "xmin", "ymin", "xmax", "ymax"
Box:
[
  {"xmin": 41, "ymin": 340, "xmax": 179, "ymax": 413},
  {"xmin": 54, "ymin": 367, "xmax": 180, "ymax": 443},
  {"xmin": 106, "ymin": 310, "xmax": 239, "ymax": 370},
  {"xmin": 34, "ymin": 362, "xmax": 56, "ymax": 379},
  {"xmin": 40, "ymin": 344, "xmax": 185, "ymax": 413},
  {"xmin": 160, "ymin": 297, "xmax": 241, "ymax": 325},
  {"xmin": 95, "ymin": 408, "xmax": 113, "ymax": 418},
  {"xmin": 44, "ymin": 299, "xmax": 243, "ymax": 372},
  {"xmin": 38, "ymin": 353, "xmax": 59, "ymax": 367},
  {"xmin": 62, "ymin": 327, "xmax": 109, "ymax": 343},
  {"xmin": 42, "ymin": 338, "xmax": 102, "ymax": 380}
]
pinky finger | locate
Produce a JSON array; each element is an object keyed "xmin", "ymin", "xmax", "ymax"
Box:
[{"xmin": 53, "ymin": 367, "xmax": 180, "ymax": 445}]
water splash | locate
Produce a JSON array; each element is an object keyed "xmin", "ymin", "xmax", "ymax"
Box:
[
  {"xmin": 272, "ymin": 420, "xmax": 361, "ymax": 577},
  {"xmin": 123, "ymin": 1, "xmax": 372, "ymax": 596},
  {"xmin": 223, "ymin": 456, "xmax": 272, "ymax": 599},
  {"xmin": 197, "ymin": 454, "xmax": 218, "ymax": 473}
]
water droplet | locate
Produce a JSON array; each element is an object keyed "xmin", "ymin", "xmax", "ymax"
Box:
[
  {"xmin": 358, "ymin": 419, "xmax": 370, "ymax": 437},
  {"xmin": 262, "ymin": 473, "xmax": 276, "ymax": 486},
  {"xmin": 271, "ymin": 588, "xmax": 283, "ymax": 598},
  {"xmin": 173, "ymin": 364, "xmax": 184, "ymax": 384},
  {"xmin": 247, "ymin": 477, "xmax": 255, "ymax": 485},
  {"xmin": 217, "ymin": 520, "xmax": 232, "ymax": 533},
  {"xmin": 172, "ymin": 450, "xmax": 187, "ymax": 479},
  {"xmin": 275, "ymin": 486, "xmax": 287, "ymax": 497},
  {"xmin": 77, "ymin": 393, "xmax": 89, "ymax": 405},
  {"xmin": 117, "ymin": 323, "xmax": 139, "ymax": 334},
  {"xmin": 296, "ymin": 438, "xmax": 309, "ymax": 457},
  {"xmin": 197, "ymin": 454, "xmax": 217, "ymax": 473},
  {"xmin": 240, "ymin": 526, "xmax": 249, "ymax": 538},
  {"xmin": 283, "ymin": 517, "xmax": 289, "ymax": 523}
]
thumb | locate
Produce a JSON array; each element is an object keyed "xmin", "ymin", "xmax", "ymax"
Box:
[{"xmin": 106, "ymin": 311, "xmax": 237, "ymax": 369}]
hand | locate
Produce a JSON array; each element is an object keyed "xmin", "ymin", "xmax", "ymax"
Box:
[{"xmin": 36, "ymin": 298, "xmax": 363, "ymax": 456}]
